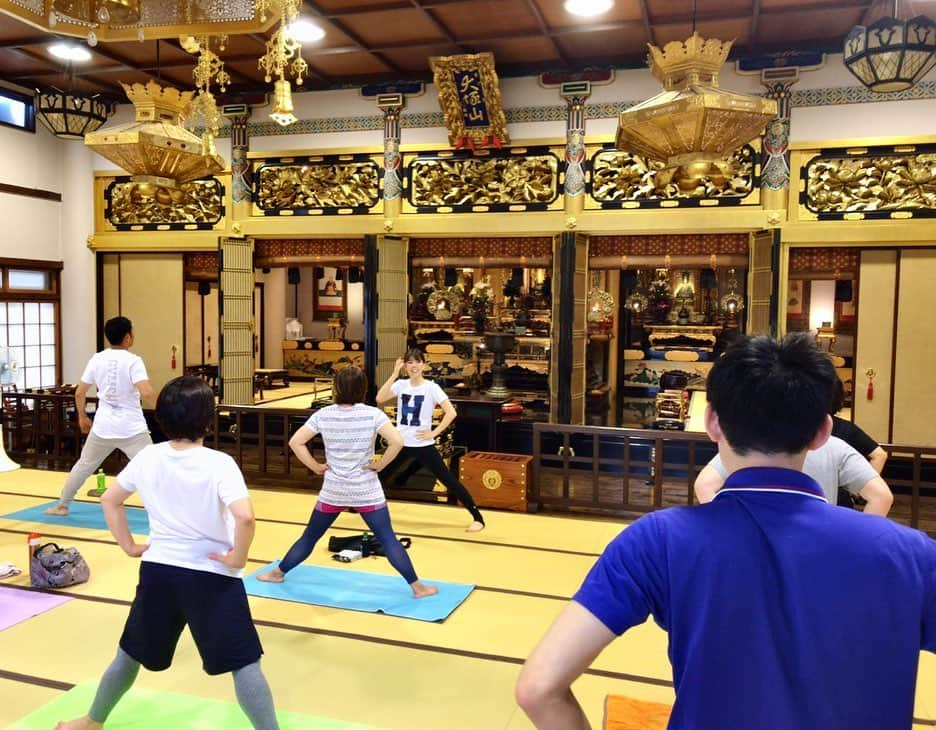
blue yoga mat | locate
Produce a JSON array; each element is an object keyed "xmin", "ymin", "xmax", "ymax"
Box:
[
  {"xmin": 1, "ymin": 500, "xmax": 150, "ymax": 534},
  {"xmin": 245, "ymin": 563, "xmax": 474, "ymax": 622}
]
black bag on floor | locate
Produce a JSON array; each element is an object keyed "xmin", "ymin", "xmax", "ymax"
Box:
[{"xmin": 326, "ymin": 533, "xmax": 411, "ymax": 558}]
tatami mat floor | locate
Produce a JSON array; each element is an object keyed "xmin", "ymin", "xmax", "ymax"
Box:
[{"xmin": 1, "ymin": 468, "xmax": 934, "ymax": 729}]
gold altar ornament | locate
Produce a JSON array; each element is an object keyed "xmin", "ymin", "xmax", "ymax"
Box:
[
  {"xmin": 85, "ymin": 81, "xmax": 226, "ymax": 188},
  {"xmin": 616, "ymin": 33, "xmax": 777, "ymax": 169},
  {"xmin": 5, "ymin": 0, "xmax": 276, "ymax": 44},
  {"xmin": 429, "ymin": 52, "xmax": 510, "ymax": 150}
]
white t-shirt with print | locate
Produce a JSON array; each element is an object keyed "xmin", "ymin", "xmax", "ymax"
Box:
[
  {"xmin": 80, "ymin": 348, "xmax": 149, "ymax": 439},
  {"xmin": 306, "ymin": 404, "xmax": 389, "ymax": 507},
  {"xmin": 391, "ymin": 378, "xmax": 447, "ymax": 447},
  {"xmin": 117, "ymin": 443, "xmax": 250, "ymax": 578}
]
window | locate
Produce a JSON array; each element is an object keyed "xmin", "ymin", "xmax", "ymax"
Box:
[
  {"xmin": 0, "ymin": 260, "xmax": 61, "ymax": 389},
  {"xmin": 0, "ymin": 88, "xmax": 36, "ymax": 133}
]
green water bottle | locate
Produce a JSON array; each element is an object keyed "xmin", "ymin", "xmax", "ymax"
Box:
[{"xmin": 88, "ymin": 468, "xmax": 107, "ymax": 497}]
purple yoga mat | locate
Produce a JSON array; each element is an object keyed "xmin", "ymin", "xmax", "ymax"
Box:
[{"xmin": 0, "ymin": 585, "xmax": 73, "ymax": 631}]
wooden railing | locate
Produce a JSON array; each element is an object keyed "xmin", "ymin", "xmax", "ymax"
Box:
[
  {"xmin": 531, "ymin": 423, "xmax": 719, "ymax": 515},
  {"xmin": 531, "ymin": 423, "xmax": 936, "ymax": 536},
  {"xmin": 2, "ymin": 390, "xmax": 87, "ymax": 469},
  {"xmin": 4, "ymin": 392, "xmax": 934, "ymax": 535}
]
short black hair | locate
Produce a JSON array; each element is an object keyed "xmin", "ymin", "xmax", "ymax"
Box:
[
  {"xmin": 403, "ymin": 347, "xmax": 425, "ymax": 363},
  {"xmin": 155, "ymin": 376, "xmax": 214, "ymax": 441},
  {"xmin": 706, "ymin": 333, "xmax": 836, "ymax": 456},
  {"xmin": 104, "ymin": 316, "xmax": 132, "ymax": 346},
  {"xmin": 830, "ymin": 376, "xmax": 845, "ymax": 415},
  {"xmin": 334, "ymin": 366, "xmax": 367, "ymax": 405}
]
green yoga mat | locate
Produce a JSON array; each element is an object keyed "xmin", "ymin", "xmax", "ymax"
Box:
[{"xmin": 10, "ymin": 682, "xmax": 377, "ymax": 729}]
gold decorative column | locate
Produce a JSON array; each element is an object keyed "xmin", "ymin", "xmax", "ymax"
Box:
[
  {"xmin": 230, "ymin": 111, "xmax": 253, "ymax": 220},
  {"xmin": 560, "ymin": 82, "xmax": 590, "ymax": 222},
  {"xmin": 760, "ymin": 69, "xmax": 798, "ymax": 215},
  {"xmin": 377, "ymin": 93, "xmax": 405, "ymax": 227}
]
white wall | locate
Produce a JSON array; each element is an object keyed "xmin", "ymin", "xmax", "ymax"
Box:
[
  {"xmin": 0, "ymin": 120, "xmax": 63, "ymax": 262},
  {"xmin": 59, "ymin": 140, "xmax": 98, "ymax": 381},
  {"xmin": 256, "ymin": 267, "xmax": 285, "ymax": 369}
]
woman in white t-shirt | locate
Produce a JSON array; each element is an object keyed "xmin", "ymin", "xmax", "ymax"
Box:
[
  {"xmin": 375, "ymin": 348, "xmax": 485, "ymax": 532},
  {"xmin": 258, "ymin": 367, "xmax": 437, "ymax": 599}
]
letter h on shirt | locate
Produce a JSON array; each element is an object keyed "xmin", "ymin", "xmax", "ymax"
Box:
[{"xmin": 399, "ymin": 394, "xmax": 424, "ymax": 427}]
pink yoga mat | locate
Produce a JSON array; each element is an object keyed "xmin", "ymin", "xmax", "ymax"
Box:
[{"xmin": 0, "ymin": 585, "xmax": 73, "ymax": 631}]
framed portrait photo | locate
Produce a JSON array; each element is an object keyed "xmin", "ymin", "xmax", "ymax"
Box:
[{"xmin": 313, "ymin": 266, "xmax": 347, "ymax": 320}]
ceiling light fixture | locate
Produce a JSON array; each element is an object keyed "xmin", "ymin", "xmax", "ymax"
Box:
[
  {"xmin": 563, "ymin": 0, "xmax": 613, "ymax": 18},
  {"xmin": 288, "ymin": 19, "xmax": 325, "ymax": 43},
  {"xmin": 36, "ymin": 88, "xmax": 113, "ymax": 139},
  {"xmin": 843, "ymin": 0, "xmax": 936, "ymax": 93},
  {"xmin": 48, "ymin": 43, "xmax": 92, "ymax": 62}
]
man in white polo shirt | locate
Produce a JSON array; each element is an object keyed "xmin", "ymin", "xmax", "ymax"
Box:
[{"xmin": 45, "ymin": 316, "xmax": 156, "ymax": 516}]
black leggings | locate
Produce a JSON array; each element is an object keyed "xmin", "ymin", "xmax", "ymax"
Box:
[
  {"xmin": 278, "ymin": 506, "xmax": 418, "ymax": 585},
  {"xmin": 387, "ymin": 445, "xmax": 484, "ymax": 524}
]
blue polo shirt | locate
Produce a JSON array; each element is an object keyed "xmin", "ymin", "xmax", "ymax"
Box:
[{"xmin": 574, "ymin": 467, "xmax": 936, "ymax": 729}]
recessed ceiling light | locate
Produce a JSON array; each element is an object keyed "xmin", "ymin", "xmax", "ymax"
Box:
[
  {"xmin": 288, "ymin": 19, "xmax": 326, "ymax": 43},
  {"xmin": 564, "ymin": 0, "xmax": 613, "ymax": 17},
  {"xmin": 49, "ymin": 43, "xmax": 92, "ymax": 62}
]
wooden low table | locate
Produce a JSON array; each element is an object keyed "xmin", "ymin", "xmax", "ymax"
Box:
[{"xmin": 253, "ymin": 369, "xmax": 289, "ymax": 398}]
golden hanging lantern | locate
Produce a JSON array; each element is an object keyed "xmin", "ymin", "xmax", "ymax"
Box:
[
  {"xmin": 84, "ymin": 81, "xmax": 226, "ymax": 187},
  {"xmin": 616, "ymin": 33, "xmax": 777, "ymax": 168},
  {"xmin": 269, "ymin": 79, "xmax": 296, "ymax": 126}
]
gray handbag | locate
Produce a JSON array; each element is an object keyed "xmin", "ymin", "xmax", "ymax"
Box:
[{"xmin": 30, "ymin": 542, "xmax": 90, "ymax": 588}]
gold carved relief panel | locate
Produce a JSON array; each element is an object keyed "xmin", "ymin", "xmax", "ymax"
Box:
[
  {"xmin": 801, "ymin": 146, "xmax": 936, "ymax": 220},
  {"xmin": 404, "ymin": 148, "xmax": 561, "ymax": 212},
  {"xmin": 102, "ymin": 177, "xmax": 225, "ymax": 231},
  {"xmin": 587, "ymin": 144, "xmax": 757, "ymax": 209},
  {"xmin": 253, "ymin": 155, "xmax": 381, "ymax": 215}
]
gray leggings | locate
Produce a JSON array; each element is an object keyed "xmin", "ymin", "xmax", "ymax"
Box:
[{"xmin": 57, "ymin": 431, "xmax": 152, "ymax": 506}]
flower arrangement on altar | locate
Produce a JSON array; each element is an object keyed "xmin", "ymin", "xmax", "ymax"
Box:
[
  {"xmin": 468, "ymin": 278, "xmax": 493, "ymax": 332},
  {"xmin": 648, "ymin": 277, "xmax": 673, "ymax": 323}
]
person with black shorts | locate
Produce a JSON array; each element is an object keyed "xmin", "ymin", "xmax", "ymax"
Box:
[{"xmin": 55, "ymin": 377, "xmax": 278, "ymax": 730}]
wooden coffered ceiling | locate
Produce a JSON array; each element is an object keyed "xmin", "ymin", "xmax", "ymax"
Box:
[{"xmin": 0, "ymin": 0, "xmax": 908, "ymax": 99}]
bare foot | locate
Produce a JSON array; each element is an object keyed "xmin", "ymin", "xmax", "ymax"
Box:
[
  {"xmin": 465, "ymin": 520, "xmax": 485, "ymax": 533},
  {"xmin": 44, "ymin": 505, "xmax": 69, "ymax": 516},
  {"xmin": 411, "ymin": 581, "xmax": 439, "ymax": 598},
  {"xmin": 256, "ymin": 568, "xmax": 285, "ymax": 583},
  {"xmin": 55, "ymin": 716, "xmax": 103, "ymax": 730}
]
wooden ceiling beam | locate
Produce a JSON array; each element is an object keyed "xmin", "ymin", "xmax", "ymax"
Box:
[
  {"xmin": 522, "ymin": 0, "xmax": 569, "ymax": 65},
  {"xmin": 750, "ymin": 0, "xmax": 763, "ymax": 47},
  {"xmin": 300, "ymin": 0, "xmax": 405, "ymax": 74},
  {"xmin": 637, "ymin": 0, "xmax": 656, "ymax": 46},
  {"xmin": 408, "ymin": 0, "xmax": 470, "ymax": 53},
  {"xmin": 0, "ymin": 36, "xmax": 55, "ymax": 49}
]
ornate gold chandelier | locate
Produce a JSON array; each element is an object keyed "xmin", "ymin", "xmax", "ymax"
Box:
[
  {"xmin": 10, "ymin": 0, "xmax": 277, "ymax": 44},
  {"xmin": 85, "ymin": 81, "xmax": 225, "ymax": 187},
  {"xmin": 616, "ymin": 33, "xmax": 777, "ymax": 169},
  {"xmin": 181, "ymin": 34, "xmax": 230, "ymax": 156}
]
